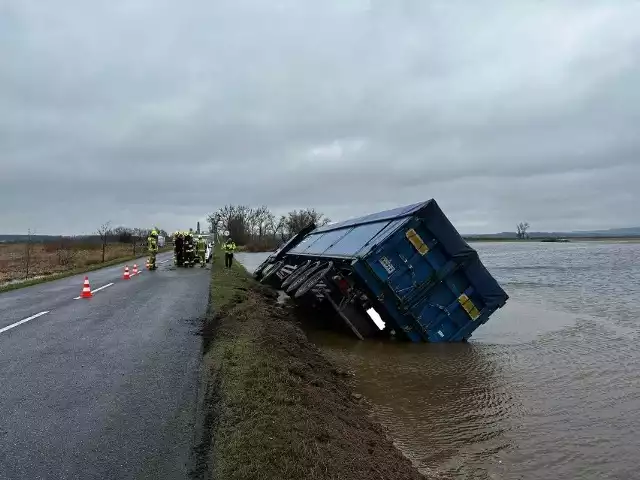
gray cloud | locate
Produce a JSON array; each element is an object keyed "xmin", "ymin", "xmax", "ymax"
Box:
[{"xmin": 1, "ymin": 0, "xmax": 640, "ymax": 235}]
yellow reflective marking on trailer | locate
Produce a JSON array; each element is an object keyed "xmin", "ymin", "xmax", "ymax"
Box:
[
  {"xmin": 405, "ymin": 228, "xmax": 429, "ymax": 255},
  {"xmin": 458, "ymin": 293, "xmax": 481, "ymax": 321}
]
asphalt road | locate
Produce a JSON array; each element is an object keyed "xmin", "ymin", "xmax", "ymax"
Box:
[{"xmin": 0, "ymin": 252, "xmax": 211, "ymax": 479}]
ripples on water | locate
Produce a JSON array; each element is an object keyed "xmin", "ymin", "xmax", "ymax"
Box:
[{"xmin": 237, "ymin": 243, "xmax": 640, "ymax": 479}]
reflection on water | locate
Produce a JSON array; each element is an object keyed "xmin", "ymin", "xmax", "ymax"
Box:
[
  {"xmin": 237, "ymin": 243, "xmax": 640, "ymax": 479},
  {"xmin": 306, "ymin": 332, "xmax": 519, "ymax": 479}
]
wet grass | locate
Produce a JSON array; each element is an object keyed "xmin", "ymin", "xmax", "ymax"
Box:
[{"xmin": 193, "ymin": 250, "xmax": 426, "ymax": 480}]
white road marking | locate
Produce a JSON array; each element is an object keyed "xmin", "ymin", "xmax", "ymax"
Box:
[
  {"xmin": 158, "ymin": 259, "xmax": 170, "ymax": 264},
  {"xmin": 0, "ymin": 311, "xmax": 50, "ymax": 335},
  {"xmin": 74, "ymin": 282, "xmax": 114, "ymax": 300},
  {"xmin": 92, "ymin": 282, "xmax": 115, "ymax": 294}
]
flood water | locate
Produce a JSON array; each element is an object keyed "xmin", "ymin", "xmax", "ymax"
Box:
[{"xmin": 236, "ymin": 242, "xmax": 640, "ymax": 480}]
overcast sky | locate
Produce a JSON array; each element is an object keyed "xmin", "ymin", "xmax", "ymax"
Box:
[{"xmin": 1, "ymin": 0, "xmax": 639, "ymax": 235}]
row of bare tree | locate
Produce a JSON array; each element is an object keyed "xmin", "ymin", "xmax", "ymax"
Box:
[
  {"xmin": 96, "ymin": 222, "xmax": 170, "ymax": 262},
  {"xmin": 206, "ymin": 205, "xmax": 331, "ymax": 249}
]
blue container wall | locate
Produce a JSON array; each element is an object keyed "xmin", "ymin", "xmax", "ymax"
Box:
[
  {"xmin": 354, "ymin": 218, "xmax": 497, "ymax": 342},
  {"xmin": 281, "ymin": 199, "xmax": 507, "ymax": 342}
]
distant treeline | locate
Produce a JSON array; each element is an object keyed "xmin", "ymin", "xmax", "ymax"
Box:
[
  {"xmin": 207, "ymin": 205, "xmax": 330, "ymax": 250},
  {"xmin": 465, "ymin": 230, "xmax": 640, "ymax": 240},
  {"xmin": 0, "ymin": 227, "xmax": 165, "ymax": 245}
]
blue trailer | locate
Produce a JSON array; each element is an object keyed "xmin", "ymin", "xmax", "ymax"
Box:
[{"xmin": 254, "ymin": 200, "xmax": 508, "ymax": 342}]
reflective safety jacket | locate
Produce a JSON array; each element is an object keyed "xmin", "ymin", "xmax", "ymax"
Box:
[
  {"xmin": 184, "ymin": 236, "xmax": 194, "ymax": 251},
  {"xmin": 148, "ymin": 236, "xmax": 158, "ymax": 253},
  {"xmin": 196, "ymin": 238, "xmax": 207, "ymax": 253},
  {"xmin": 223, "ymin": 241, "xmax": 236, "ymax": 253}
]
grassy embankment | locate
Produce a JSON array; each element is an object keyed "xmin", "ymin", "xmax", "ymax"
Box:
[
  {"xmin": 0, "ymin": 242, "xmax": 172, "ymax": 293},
  {"xmin": 193, "ymin": 250, "xmax": 425, "ymax": 480}
]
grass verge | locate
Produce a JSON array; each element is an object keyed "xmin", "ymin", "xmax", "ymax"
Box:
[
  {"xmin": 192, "ymin": 251, "xmax": 425, "ymax": 480},
  {"xmin": 0, "ymin": 247, "xmax": 173, "ymax": 294}
]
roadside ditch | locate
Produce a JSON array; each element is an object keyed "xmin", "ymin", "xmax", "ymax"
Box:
[{"xmin": 191, "ymin": 251, "xmax": 426, "ymax": 480}]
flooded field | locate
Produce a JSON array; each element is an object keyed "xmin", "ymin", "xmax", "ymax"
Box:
[{"xmin": 236, "ymin": 242, "xmax": 640, "ymax": 479}]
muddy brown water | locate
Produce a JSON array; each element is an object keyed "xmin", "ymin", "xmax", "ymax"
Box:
[{"xmin": 236, "ymin": 242, "xmax": 640, "ymax": 480}]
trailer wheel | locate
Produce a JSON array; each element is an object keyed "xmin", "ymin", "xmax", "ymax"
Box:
[
  {"xmin": 260, "ymin": 260, "xmax": 285, "ymax": 283},
  {"xmin": 294, "ymin": 261, "xmax": 334, "ymax": 298},
  {"xmin": 281, "ymin": 260, "xmax": 315, "ymax": 289},
  {"xmin": 285, "ymin": 261, "xmax": 324, "ymax": 294}
]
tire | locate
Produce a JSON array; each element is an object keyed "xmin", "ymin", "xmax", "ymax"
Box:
[
  {"xmin": 294, "ymin": 262, "xmax": 333, "ymax": 298},
  {"xmin": 281, "ymin": 260, "xmax": 314, "ymax": 289},
  {"xmin": 286, "ymin": 261, "xmax": 326, "ymax": 294},
  {"xmin": 260, "ymin": 260, "xmax": 285, "ymax": 284}
]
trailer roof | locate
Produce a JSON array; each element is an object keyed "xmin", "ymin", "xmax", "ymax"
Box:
[
  {"xmin": 289, "ymin": 200, "xmax": 434, "ymax": 258},
  {"xmin": 314, "ymin": 200, "xmax": 431, "ymax": 234}
]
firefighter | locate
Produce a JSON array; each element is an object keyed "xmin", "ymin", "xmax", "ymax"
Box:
[
  {"xmin": 184, "ymin": 231, "xmax": 195, "ymax": 267},
  {"xmin": 196, "ymin": 235, "xmax": 207, "ymax": 268},
  {"xmin": 147, "ymin": 229, "xmax": 159, "ymax": 270},
  {"xmin": 223, "ymin": 236, "xmax": 237, "ymax": 269},
  {"xmin": 174, "ymin": 231, "xmax": 184, "ymax": 267}
]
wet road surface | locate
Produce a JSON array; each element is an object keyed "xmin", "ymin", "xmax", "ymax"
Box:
[{"xmin": 0, "ymin": 252, "xmax": 211, "ymax": 479}]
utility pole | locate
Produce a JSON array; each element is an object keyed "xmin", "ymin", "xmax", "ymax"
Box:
[{"xmin": 197, "ymin": 221, "xmax": 200, "ymax": 234}]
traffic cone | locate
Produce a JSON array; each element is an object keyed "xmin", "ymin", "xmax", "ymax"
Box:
[
  {"xmin": 81, "ymin": 276, "xmax": 92, "ymax": 298},
  {"xmin": 123, "ymin": 265, "xmax": 130, "ymax": 280},
  {"xmin": 132, "ymin": 264, "xmax": 138, "ymax": 276}
]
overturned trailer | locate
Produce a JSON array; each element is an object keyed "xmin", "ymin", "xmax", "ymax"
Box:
[{"xmin": 254, "ymin": 200, "xmax": 508, "ymax": 342}]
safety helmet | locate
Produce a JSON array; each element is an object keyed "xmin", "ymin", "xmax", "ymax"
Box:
[{"xmin": 151, "ymin": 229, "xmax": 158, "ymax": 236}]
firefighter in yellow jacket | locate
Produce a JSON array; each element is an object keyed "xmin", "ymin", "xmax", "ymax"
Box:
[
  {"xmin": 173, "ymin": 231, "xmax": 184, "ymax": 267},
  {"xmin": 196, "ymin": 235, "xmax": 207, "ymax": 268},
  {"xmin": 183, "ymin": 230, "xmax": 195, "ymax": 267},
  {"xmin": 147, "ymin": 229, "xmax": 159, "ymax": 270},
  {"xmin": 223, "ymin": 237, "xmax": 236, "ymax": 269}
]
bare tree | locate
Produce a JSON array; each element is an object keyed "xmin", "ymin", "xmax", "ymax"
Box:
[
  {"xmin": 275, "ymin": 215, "xmax": 287, "ymax": 242},
  {"xmin": 207, "ymin": 211, "xmax": 222, "ymax": 240},
  {"xmin": 131, "ymin": 228, "xmax": 145, "ymax": 255},
  {"xmin": 56, "ymin": 238, "xmax": 77, "ymax": 267},
  {"xmin": 284, "ymin": 208, "xmax": 330, "ymax": 238},
  {"xmin": 516, "ymin": 222, "xmax": 530, "ymax": 240},
  {"xmin": 257, "ymin": 206, "xmax": 275, "ymax": 241},
  {"xmin": 207, "ymin": 204, "xmax": 250, "ymax": 243},
  {"xmin": 97, "ymin": 221, "xmax": 112, "ymax": 262},
  {"xmin": 23, "ymin": 228, "xmax": 36, "ymax": 279},
  {"xmin": 206, "ymin": 204, "xmax": 330, "ymax": 248}
]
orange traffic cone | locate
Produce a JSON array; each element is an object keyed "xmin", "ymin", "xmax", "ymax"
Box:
[
  {"xmin": 132, "ymin": 264, "xmax": 138, "ymax": 276},
  {"xmin": 123, "ymin": 265, "xmax": 130, "ymax": 280},
  {"xmin": 81, "ymin": 276, "xmax": 92, "ymax": 298}
]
